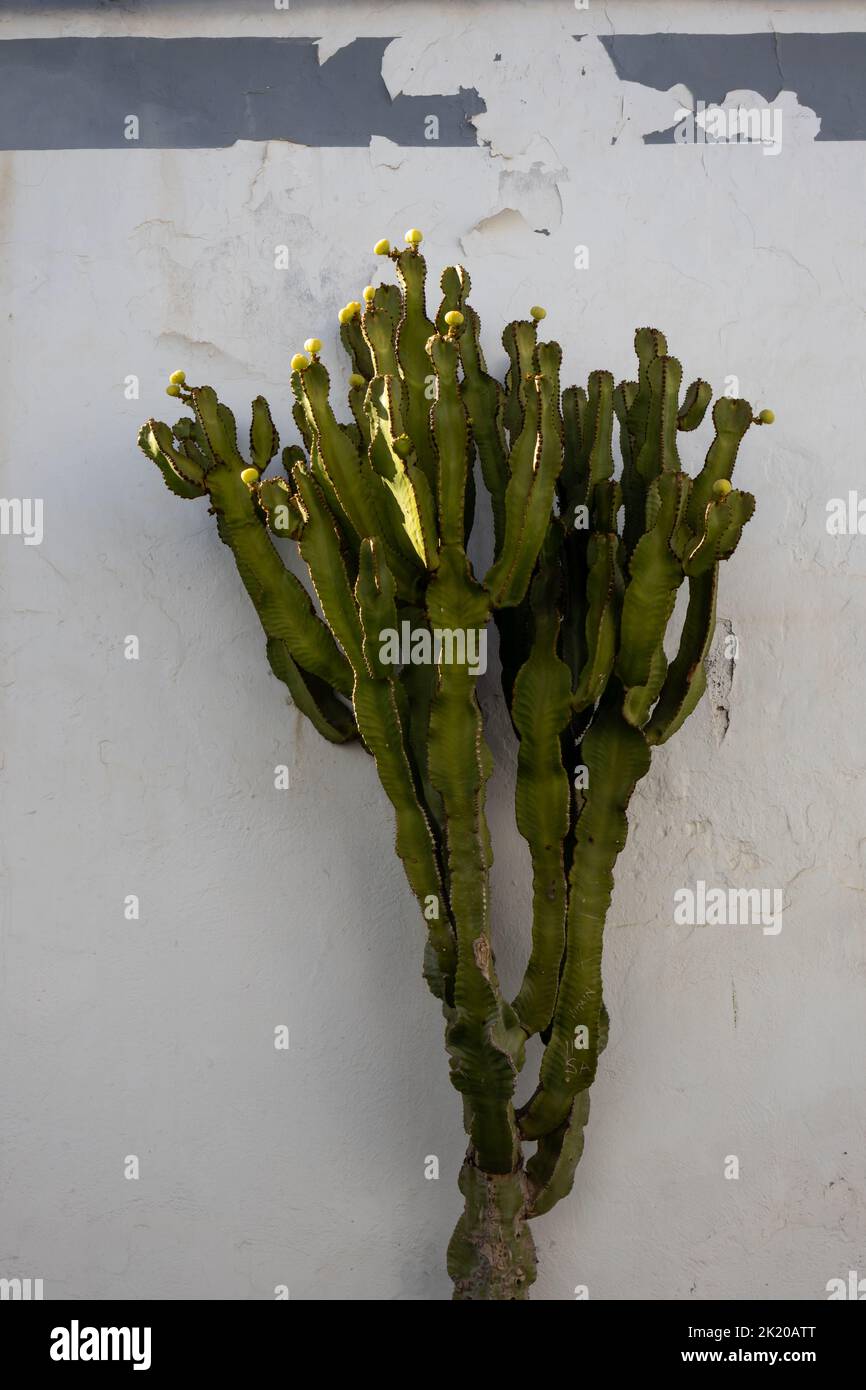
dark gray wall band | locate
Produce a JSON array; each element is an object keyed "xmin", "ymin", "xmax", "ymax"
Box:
[
  {"xmin": 599, "ymin": 33, "xmax": 866, "ymax": 142},
  {"xmin": 1, "ymin": 33, "xmax": 863, "ymax": 150},
  {"xmin": 0, "ymin": 37, "xmax": 485, "ymax": 148}
]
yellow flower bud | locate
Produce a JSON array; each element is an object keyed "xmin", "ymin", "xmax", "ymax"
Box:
[
  {"xmin": 168, "ymin": 369, "xmax": 186, "ymax": 385},
  {"xmin": 304, "ymin": 338, "xmax": 322, "ymax": 355},
  {"xmin": 290, "ymin": 352, "xmax": 310, "ymax": 373},
  {"xmin": 363, "ymin": 285, "xmax": 376, "ymax": 303},
  {"xmin": 444, "ymin": 310, "xmax": 464, "ymax": 328},
  {"xmin": 757, "ymin": 408, "xmax": 775, "ymax": 425},
  {"xmin": 165, "ymin": 384, "xmax": 182, "ymax": 397},
  {"xmin": 348, "ymin": 301, "xmax": 361, "ymax": 316},
  {"xmin": 338, "ymin": 305, "xmax": 353, "ymax": 325},
  {"xmin": 393, "ymin": 434, "xmax": 412, "ymax": 458},
  {"xmin": 713, "ymin": 478, "xmax": 732, "ymax": 498},
  {"xmin": 530, "ymin": 305, "xmax": 547, "ymax": 321},
  {"xmin": 348, "ymin": 373, "xmax": 366, "ymax": 389},
  {"xmin": 373, "ymin": 239, "xmax": 390, "ymax": 256},
  {"xmin": 240, "ymin": 468, "xmax": 260, "ymax": 486},
  {"xmin": 404, "ymin": 228, "xmax": 423, "ymax": 246}
]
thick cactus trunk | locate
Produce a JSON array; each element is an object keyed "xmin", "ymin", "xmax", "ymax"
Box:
[{"xmin": 447, "ymin": 1160, "xmax": 537, "ymax": 1300}]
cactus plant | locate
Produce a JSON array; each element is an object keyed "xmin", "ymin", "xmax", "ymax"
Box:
[{"xmin": 137, "ymin": 228, "xmax": 769, "ymax": 1300}]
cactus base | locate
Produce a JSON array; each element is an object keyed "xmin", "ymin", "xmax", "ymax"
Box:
[{"xmin": 446, "ymin": 1160, "xmax": 537, "ymax": 1300}]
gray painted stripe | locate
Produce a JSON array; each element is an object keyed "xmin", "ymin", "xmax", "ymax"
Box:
[
  {"xmin": 3, "ymin": 33, "xmax": 862, "ymax": 151},
  {"xmin": 0, "ymin": 37, "xmax": 484, "ymax": 148},
  {"xmin": 598, "ymin": 33, "xmax": 866, "ymax": 141}
]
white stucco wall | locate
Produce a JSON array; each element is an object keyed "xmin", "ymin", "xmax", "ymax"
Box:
[{"xmin": 1, "ymin": 1, "xmax": 864, "ymax": 1301}]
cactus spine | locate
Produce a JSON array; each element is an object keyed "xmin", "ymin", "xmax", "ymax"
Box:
[{"xmin": 139, "ymin": 233, "xmax": 766, "ymax": 1299}]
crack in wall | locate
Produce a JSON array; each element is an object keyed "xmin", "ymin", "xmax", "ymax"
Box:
[{"xmin": 705, "ymin": 618, "xmax": 736, "ymax": 746}]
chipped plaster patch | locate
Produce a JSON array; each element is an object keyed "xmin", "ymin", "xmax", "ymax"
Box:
[{"xmin": 460, "ymin": 207, "xmax": 537, "ymax": 258}]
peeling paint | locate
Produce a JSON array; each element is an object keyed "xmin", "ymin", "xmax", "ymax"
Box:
[
  {"xmin": 460, "ymin": 207, "xmax": 537, "ymax": 258},
  {"xmin": 598, "ymin": 33, "xmax": 866, "ymax": 142},
  {"xmin": 0, "ymin": 38, "xmax": 485, "ymax": 149},
  {"xmin": 497, "ymin": 166, "xmax": 564, "ymax": 232}
]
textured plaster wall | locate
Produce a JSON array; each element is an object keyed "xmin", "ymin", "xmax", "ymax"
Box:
[{"xmin": 1, "ymin": 1, "xmax": 864, "ymax": 1301}]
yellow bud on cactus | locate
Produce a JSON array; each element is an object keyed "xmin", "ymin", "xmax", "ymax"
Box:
[
  {"xmin": 349, "ymin": 301, "xmax": 361, "ymax": 316},
  {"xmin": 338, "ymin": 305, "xmax": 353, "ymax": 325},
  {"xmin": 373, "ymin": 239, "xmax": 390, "ymax": 256},
  {"xmin": 240, "ymin": 468, "xmax": 260, "ymax": 486},
  {"xmin": 168, "ymin": 369, "xmax": 186, "ymax": 385},
  {"xmin": 290, "ymin": 352, "xmax": 310, "ymax": 373},
  {"xmin": 404, "ymin": 228, "xmax": 423, "ymax": 246},
  {"xmin": 348, "ymin": 373, "xmax": 366, "ymax": 389},
  {"xmin": 363, "ymin": 285, "xmax": 376, "ymax": 303},
  {"xmin": 165, "ymin": 384, "xmax": 182, "ymax": 397},
  {"xmin": 758, "ymin": 408, "xmax": 775, "ymax": 425},
  {"xmin": 530, "ymin": 305, "xmax": 547, "ymax": 321},
  {"xmin": 713, "ymin": 478, "xmax": 732, "ymax": 498},
  {"xmin": 304, "ymin": 338, "xmax": 322, "ymax": 355},
  {"xmin": 444, "ymin": 310, "xmax": 464, "ymax": 328}
]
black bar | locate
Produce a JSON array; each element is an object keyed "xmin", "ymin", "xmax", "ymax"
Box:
[{"xmin": 2, "ymin": 1297, "xmax": 861, "ymax": 1372}]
